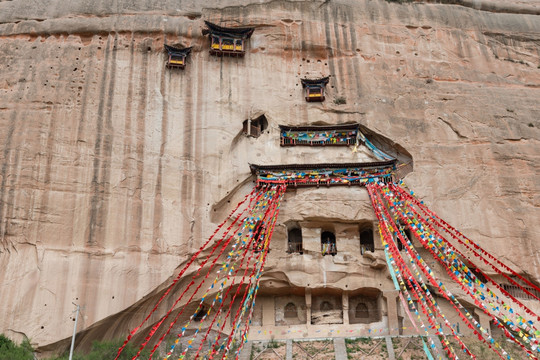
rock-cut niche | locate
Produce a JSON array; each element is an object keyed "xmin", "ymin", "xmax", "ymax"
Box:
[{"xmin": 243, "ymin": 114, "xmax": 268, "ymax": 138}]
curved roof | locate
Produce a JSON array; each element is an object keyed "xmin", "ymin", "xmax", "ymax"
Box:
[
  {"xmin": 164, "ymin": 44, "xmax": 193, "ymax": 56},
  {"xmin": 300, "ymin": 77, "xmax": 330, "ymax": 87},
  {"xmin": 202, "ymin": 21, "xmax": 255, "ymax": 39},
  {"xmin": 249, "ymin": 160, "xmax": 397, "ymax": 174},
  {"xmin": 279, "ymin": 123, "xmax": 359, "ymax": 132}
]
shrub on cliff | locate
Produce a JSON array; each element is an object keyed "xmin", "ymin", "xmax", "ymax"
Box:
[
  {"xmin": 48, "ymin": 339, "xmax": 150, "ymax": 360},
  {"xmin": 0, "ymin": 334, "xmax": 34, "ymax": 360}
]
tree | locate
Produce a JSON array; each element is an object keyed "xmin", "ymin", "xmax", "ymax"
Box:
[
  {"xmin": 47, "ymin": 339, "xmax": 150, "ymax": 360},
  {"xmin": 0, "ymin": 334, "xmax": 34, "ymax": 360}
]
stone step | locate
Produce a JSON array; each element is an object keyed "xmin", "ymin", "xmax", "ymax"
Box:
[
  {"xmin": 385, "ymin": 336, "xmax": 396, "ymax": 360},
  {"xmin": 237, "ymin": 340, "xmax": 253, "ymax": 360},
  {"xmin": 333, "ymin": 337, "xmax": 347, "ymax": 360}
]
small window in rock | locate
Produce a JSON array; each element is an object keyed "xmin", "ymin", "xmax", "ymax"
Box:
[
  {"xmin": 469, "ymin": 266, "xmax": 487, "ymax": 283},
  {"xmin": 408, "ymin": 300, "xmax": 418, "ymax": 312},
  {"xmin": 404, "ymin": 228, "xmax": 412, "ymax": 242},
  {"xmin": 284, "ymin": 302, "xmax": 298, "ymax": 318},
  {"xmin": 320, "ymin": 301, "xmax": 333, "ymax": 311},
  {"xmin": 395, "ymin": 224, "xmax": 410, "ymax": 251},
  {"xmin": 252, "ymin": 220, "xmax": 265, "ymax": 252},
  {"xmin": 194, "ymin": 305, "xmax": 208, "ymax": 322},
  {"xmin": 321, "ymin": 231, "xmax": 337, "ymax": 256},
  {"xmin": 242, "ymin": 114, "xmax": 268, "ymax": 138},
  {"xmin": 360, "ymin": 228, "xmax": 374, "ymax": 254},
  {"xmin": 355, "ymin": 303, "xmax": 369, "ymax": 318},
  {"xmin": 397, "ymin": 228, "xmax": 412, "ymax": 251},
  {"xmin": 288, "ymin": 228, "xmax": 303, "ymax": 254}
]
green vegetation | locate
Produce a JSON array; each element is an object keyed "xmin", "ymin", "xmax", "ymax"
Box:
[
  {"xmin": 0, "ymin": 334, "xmax": 150, "ymax": 360},
  {"xmin": 48, "ymin": 339, "xmax": 150, "ymax": 360},
  {"xmin": 0, "ymin": 334, "xmax": 34, "ymax": 360},
  {"xmin": 447, "ymin": 336, "xmax": 529, "ymax": 360},
  {"xmin": 333, "ymin": 96, "xmax": 347, "ymax": 105},
  {"xmin": 267, "ymin": 337, "xmax": 281, "ymax": 349},
  {"xmin": 359, "ymin": 337, "xmax": 373, "ymax": 344}
]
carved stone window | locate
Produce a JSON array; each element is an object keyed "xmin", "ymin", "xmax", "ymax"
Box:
[
  {"xmin": 284, "ymin": 303, "xmax": 298, "ymax": 318},
  {"xmin": 395, "ymin": 224, "xmax": 410, "ymax": 251},
  {"xmin": 287, "ymin": 228, "xmax": 303, "ymax": 254},
  {"xmin": 469, "ymin": 266, "xmax": 487, "ymax": 283},
  {"xmin": 252, "ymin": 220, "xmax": 264, "ymax": 252},
  {"xmin": 321, "ymin": 231, "xmax": 336, "ymax": 256},
  {"xmin": 194, "ymin": 305, "xmax": 208, "ymax": 322},
  {"xmin": 360, "ymin": 228, "xmax": 374, "ymax": 254}
]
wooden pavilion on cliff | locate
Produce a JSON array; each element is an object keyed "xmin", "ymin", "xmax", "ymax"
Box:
[
  {"xmin": 301, "ymin": 77, "xmax": 329, "ymax": 102},
  {"xmin": 164, "ymin": 44, "xmax": 192, "ymax": 69},
  {"xmin": 250, "ymin": 161, "xmax": 397, "ymax": 188},
  {"xmin": 202, "ymin": 21, "xmax": 255, "ymax": 57},
  {"xmin": 279, "ymin": 123, "xmax": 359, "ymax": 146}
]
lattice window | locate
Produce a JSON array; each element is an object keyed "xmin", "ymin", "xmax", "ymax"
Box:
[{"xmin": 501, "ymin": 284, "xmax": 540, "ymax": 300}]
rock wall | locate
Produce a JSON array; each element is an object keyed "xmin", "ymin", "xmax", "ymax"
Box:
[{"xmin": 0, "ymin": 0, "xmax": 539, "ymax": 355}]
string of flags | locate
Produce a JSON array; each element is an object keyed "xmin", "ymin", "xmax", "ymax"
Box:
[
  {"xmin": 114, "ymin": 184, "xmax": 286, "ymax": 360},
  {"xmin": 114, "ymin": 176, "xmax": 538, "ymax": 360},
  {"xmin": 255, "ymin": 166, "xmax": 394, "ymax": 186},
  {"xmin": 367, "ymin": 180, "xmax": 540, "ymax": 360}
]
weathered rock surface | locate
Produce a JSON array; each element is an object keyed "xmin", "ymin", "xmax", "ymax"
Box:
[{"xmin": 0, "ymin": 0, "xmax": 539, "ymax": 356}]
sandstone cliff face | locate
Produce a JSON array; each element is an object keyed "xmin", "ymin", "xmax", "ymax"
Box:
[{"xmin": 0, "ymin": 0, "xmax": 539, "ymax": 354}]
